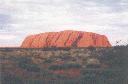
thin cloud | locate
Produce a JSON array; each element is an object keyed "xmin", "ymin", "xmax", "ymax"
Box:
[{"xmin": 0, "ymin": 35, "xmax": 16, "ymax": 40}]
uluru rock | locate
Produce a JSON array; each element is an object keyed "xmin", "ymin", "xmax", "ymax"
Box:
[{"xmin": 21, "ymin": 30, "xmax": 111, "ymax": 48}]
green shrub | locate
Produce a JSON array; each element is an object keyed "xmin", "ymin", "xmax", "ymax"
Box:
[
  {"xmin": 59, "ymin": 54, "xmax": 71, "ymax": 60},
  {"xmin": 48, "ymin": 63, "xmax": 81, "ymax": 70},
  {"xmin": 18, "ymin": 62, "xmax": 40, "ymax": 72},
  {"xmin": 87, "ymin": 46, "xmax": 96, "ymax": 51},
  {"xmin": 1, "ymin": 73, "xmax": 23, "ymax": 84},
  {"xmin": 25, "ymin": 79, "xmax": 45, "ymax": 84},
  {"xmin": 18, "ymin": 57, "xmax": 40, "ymax": 72},
  {"xmin": 7, "ymin": 56, "xmax": 31, "ymax": 64},
  {"xmin": 43, "ymin": 58, "xmax": 53, "ymax": 63},
  {"xmin": 80, "ymin": 69, "xmax": 123, "ymax": 84}
]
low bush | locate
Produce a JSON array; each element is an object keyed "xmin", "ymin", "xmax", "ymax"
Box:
[
  {"xmin": 18, "ymin": 57, "xmax": 40, "ymax": 72},
  {"xmin": 43, "ymin": 58, "xmax": 53, "ymax": 63},
  {"xmin": 1, "ymin": 73, "xmax": 23, "ymax": 84},
  {"xmin": 48, "ymin": 63, "xmax": 81, "ymax": 70}
]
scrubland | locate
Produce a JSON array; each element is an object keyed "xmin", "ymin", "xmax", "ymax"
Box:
[{"xmin": 0, "ymin": 46, "xmax": 128, "ymax": 84}]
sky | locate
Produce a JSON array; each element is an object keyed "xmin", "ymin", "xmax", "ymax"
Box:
[{"xmin": 0, "ymin": 0, "xmax": 128, "ymax": 46}]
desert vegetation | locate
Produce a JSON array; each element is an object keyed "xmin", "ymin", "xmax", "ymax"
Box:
[{"xmin": 0, "ymin": 45, "xmax": 128, "ymax": 84}]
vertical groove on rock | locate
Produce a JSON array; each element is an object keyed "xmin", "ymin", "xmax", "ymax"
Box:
[
  {"xmin": 38, "ymin": 33, "xmax": 49, "ymax": 48},
  {"xmin": 49, "ymin": 33, "xmax": 56, "ymax": 47},
  {"xmin": 54, "ymin": 32, "xmax": 62, "ymax": 47},
  {"xmin": 64, "ymin": 32, "xmax": 73, "ymax": 47},
  {"xmin": 73, "ymin": 32, "xmax": 84, "ymax": 47},
  {"xmin": 38, "ymin": 34, "xmax": 44, "ymax": 48},
  {"xmin": 92, "ymin": 33, "xmax": 97, "ymax": 47},
  {"xmin": 47, "ymin": 33, "xmax": 55, "ymax": 47},
  {"xmin": 45, "ymin": 33, "xmax": 50, "ymax": 47},
  {"xmin": 37, "ymin": 34, "xmax": 42, "ymax": 48},
  {"xmin": 47, "ymin": 33, "xmax": 56, "ymax": 47}
]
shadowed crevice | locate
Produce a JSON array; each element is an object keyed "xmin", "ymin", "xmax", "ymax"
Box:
[
  {"xmin": 72, "ymin": 32, "xmax": 84, "ymax": 47},
  {"xmin": 52, "ymin": 32, "xmax": 62, "ymax": 47},
  {"xmin": 64, "ymin": 32, "xmax": 73, "ymax": 47}
]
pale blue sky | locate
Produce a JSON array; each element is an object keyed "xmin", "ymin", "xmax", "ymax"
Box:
[{"xmin": 0, "ymin": 0, "xmax": 128, "ymax": 46}]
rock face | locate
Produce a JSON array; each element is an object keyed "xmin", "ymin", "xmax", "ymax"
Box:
[{"xmin": 21, "ymin": 30, "xmax": 111, "ymax": 48}]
